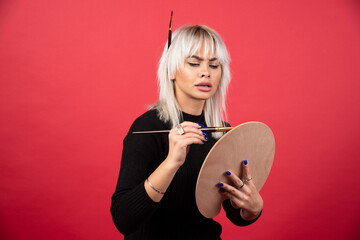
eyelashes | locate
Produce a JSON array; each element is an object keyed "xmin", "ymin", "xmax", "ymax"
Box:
[
  {"xmin": 187, "ymin": 62, "xmax": 220, "ymax": 69},
  {"xmin": 188, "ymin": 62, "xmax": 199, "ymax": 67},
  {"xmin": 209, "ymin": 65, "xmax": 220, "ymax": 69}
]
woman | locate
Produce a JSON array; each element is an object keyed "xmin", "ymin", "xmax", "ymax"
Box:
[{"xmin": 111, "ymin": 25, "xmax": 263, "ymax": 239}]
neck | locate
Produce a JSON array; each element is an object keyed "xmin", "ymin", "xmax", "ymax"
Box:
[{"xmin": 176, "ymin": 98, "xmax": 205, "ymax": 116}]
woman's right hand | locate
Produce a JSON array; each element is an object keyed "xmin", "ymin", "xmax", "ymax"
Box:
[
  {"xmin": 166, "ymin": 121, "xmax": 208, "ymax": 168},
  {"xmin": 144, "ymin": 121, "xmax": 207, "ymax": 202}
]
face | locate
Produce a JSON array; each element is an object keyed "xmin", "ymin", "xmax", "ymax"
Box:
[{"xmin": 174, "ymin": 44, "xmax": 222, "ymax": 107}]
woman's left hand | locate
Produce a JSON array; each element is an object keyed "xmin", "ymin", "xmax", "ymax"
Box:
[{"xmin": 218, "ymin": 160, "xmax": 263, "ymax": 221}]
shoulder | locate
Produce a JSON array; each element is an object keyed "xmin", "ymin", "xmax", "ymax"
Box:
[{"xmin": 122, "ymin": 109, "xmax": 168, "ymax": 162}]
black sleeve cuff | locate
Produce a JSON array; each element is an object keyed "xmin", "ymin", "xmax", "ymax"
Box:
[{"xmin": 222, "ymin": 199, "xmax": 262, "ymax": 226}]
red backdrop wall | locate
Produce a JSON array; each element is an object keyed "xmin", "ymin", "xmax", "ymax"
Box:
[{"xmin": 1, "ymin": 0, "xmax": 359, "ymax": 239}]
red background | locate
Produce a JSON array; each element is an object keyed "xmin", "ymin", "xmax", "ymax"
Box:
[{"xmin": 1, "ymin": 0, "xmax": 359, "ymax": 239}]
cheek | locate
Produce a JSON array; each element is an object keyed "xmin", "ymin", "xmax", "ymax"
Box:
[
  {"xmin": 214, "ymin": 72, "xmax": 222, "ymax": 87},
  {"xmin": 177, "ymin": 69, "xmax": 194, "ymax": 83}
]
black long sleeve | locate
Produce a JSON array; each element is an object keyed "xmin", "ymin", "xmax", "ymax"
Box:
[
  {"xmin": 111, "ymin": 111, "xmax": 166, "ymax": 235},
  {"xmin": 111, "ymin": 110, "xmax": 260, "ymax": 240}
]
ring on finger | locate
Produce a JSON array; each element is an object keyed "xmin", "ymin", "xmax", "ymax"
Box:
[
  {"xmin": 237, "ymin": 182, "xmax": 245, "ymax": 189},
  {"xmin": 244, "ymin": 177, "xmax": 252, "ymax": 182},
  {"xmin": 176, "ymin": 124, "xmax": 185, "ymax": 135}
]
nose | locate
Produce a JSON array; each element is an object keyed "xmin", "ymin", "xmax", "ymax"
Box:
[
  {"xmin": 199, "ymin": 66, "xmax": 210, "ymax": 78},
  {"xmin": 200, "ymin": 72, "xmax": 210, "ymax": 78}
]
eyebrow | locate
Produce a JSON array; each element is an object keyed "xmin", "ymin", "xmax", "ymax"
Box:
[{"xmin": 188, "ymin": 55, "xmax": 218, "ymax": 61}]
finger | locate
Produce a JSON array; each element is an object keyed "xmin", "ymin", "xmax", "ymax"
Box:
[
  {"xmin": 181, "ymin": 137, "xmax": 204, "ymax": 146},
  {"xmin": 182, "ymin": 126, "xmax": 207, "ymax": 139},
  {"xmin": 219, "ymin": 184, "xmax": 247, "ymax": 209},
  {"xmin": 169, "ymin": 128, "xmax": 184, "ymax": 140},
  {"xmin": 170, "ymin": 128, "xmax": 207, "ymax": 145},
  {"xmin": 182, "ymin": 123, "xmax": 207, "ymax": 137},
  {"xmin": 219, "ymin": 183, "xmax": 242, "ymax": 198},
  {"xmin": 241, "ymin": 160, "xmax": 252, "ymax": 182},
  {"xmin": 181, "ymin": 132, "xmax": 207, "ymax": 142},
  {"xmin": 177, "ymin": 122, "xmax": 207, "ymax": 138},
  {"xmin": 225, "ymin": 170, "xmax": 245, "ymax": 190},
  {"xmin": 169, "ymin": 130, "xmax": 206, "ymax": 145},
  {"xmin": 222, "ymin": 191, "xmax": 244, "ymax": 209}
]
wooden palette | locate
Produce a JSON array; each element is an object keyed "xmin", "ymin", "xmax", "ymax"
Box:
[{"xmin": 195, "ymin": 122, "xmax": 275, "ymax": 218}]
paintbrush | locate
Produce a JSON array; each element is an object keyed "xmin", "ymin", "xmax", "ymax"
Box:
[
  {"xmin": 132, "ymin": 127, "xmax": 232, "ymax": 134},
  {"xmin": 168, "ymin": 11, "xmax": 173, "ymax": 49}
]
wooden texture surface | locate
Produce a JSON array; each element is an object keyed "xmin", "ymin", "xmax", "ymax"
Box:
[{"xmin": 196, "ymin": 122, "xmax": 275, "ymax": 218}]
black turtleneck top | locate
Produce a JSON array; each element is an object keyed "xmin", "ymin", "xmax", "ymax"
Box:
[{"xmin": 111, "ymin": 109, "xmax": 260, "ymax": 240}]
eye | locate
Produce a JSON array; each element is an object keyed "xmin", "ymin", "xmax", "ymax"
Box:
[
  {"xmin": 209, "ymin": 64, "xmax": 219, "ymax": 69},
  {"xmin": 188, "ymin": 62, "xmax": 200, "ymax": 67}
]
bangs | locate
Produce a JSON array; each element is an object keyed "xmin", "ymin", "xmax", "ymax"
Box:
[
  {"xmin": 187, "ymin": 29, "xmax": 216, "ymax": 60},
  {"xmin": 167, "ymin": 26, "xmax": 229, "ymax": 76}
]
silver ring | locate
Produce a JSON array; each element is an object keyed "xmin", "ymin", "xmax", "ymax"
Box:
[
  {"xmin": 244, "ymin": 177, "xmax": 253, "ymax": 182},
  {"xmin": 237, "ymin": 182, "xmax": 245, "ymax": 189},
  {"xmin": 176, "ymin": 124, "xmax": 185, "ymax": 135}
]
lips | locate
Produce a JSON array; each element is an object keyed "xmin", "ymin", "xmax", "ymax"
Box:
[
  {"xmin": 195, "ymin": 82, "xmax": 212, "ymax": 88},
  {"xmin": 195, "ymin": 82, "xmax": 212, "ymax": 92}
]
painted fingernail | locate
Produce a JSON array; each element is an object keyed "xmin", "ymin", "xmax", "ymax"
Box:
[
  {"xmin": 219, "ymin": 188, "xmax": 225, "ymax": 193},
  {"xmin": 198, "ymin": 123, "xmax": 204, "ymax": 127},
  {"xmin": 218, "ymin": 182, "xmax": 224, "ymax": 187},
  {"xmin": 205, "ymin": 136, "xmax": 209, "ymax": 140},
  {"xmin": 244, "ymin": 160, "xmax": 248, "ymax": 165},
  {"xmin": 202, "ymin": 132, "xmax": 208, "ymax": 137},
  {"xmin": 202, "ymin": 140, "xmax": 205, "ymax": 143},
  {"xmin": 226, "ymin": 171, "xmax": 231, "ymax": 176}
]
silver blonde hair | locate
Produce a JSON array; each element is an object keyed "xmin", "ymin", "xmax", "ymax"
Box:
[{"xmin": 151, "ymin": 25, "xmax": 231, "ymax": 139}]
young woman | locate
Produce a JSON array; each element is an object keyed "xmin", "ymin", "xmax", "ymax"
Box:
[{"xmin": 111, "ymin": 25, "xmax": 263, "ymax": 240}]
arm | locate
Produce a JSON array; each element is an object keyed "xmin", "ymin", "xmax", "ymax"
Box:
[
  {"xmin": 111, "ymin": 126, "xmax": 161, "ymax": 235},
  {"xmin": 144, "ymin": 121, "xmax": 206, "ymax": 202},
  {"xmin": 111, "ymin": 117, "xmax": 206, "ymax": 235}
]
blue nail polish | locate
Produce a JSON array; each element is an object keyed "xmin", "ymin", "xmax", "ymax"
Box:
[
  {"xmin": 226, "ymin": 171, "xmax": 231, "ymax": 176},
  {"xmin": 205, "ymin": 136, "xmax": 209, "ymax": 140},
  {"xmin": 202, "ymin": 132, "xmax": 208, "ymax": 137},
  {"xmin": 244, "ymin": 160, "xmax": 248, "ymax": 165},
  {"xmin": 218, "ymin": 182, "xmax": 224, "ymax": 187},
  {"xmin": 219, "ymin": 188, "xmax": 225, "ymax": 193},
  {"xmin": 198, "ymin": 123, "xmax": 204, "ymax": 127}
]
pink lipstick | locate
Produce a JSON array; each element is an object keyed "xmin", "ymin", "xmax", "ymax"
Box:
[{"xmin": 195, "ymin": 82, "xmax": 212, "ymax": 92}]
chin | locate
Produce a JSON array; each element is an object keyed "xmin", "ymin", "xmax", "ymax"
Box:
[{"xmin": 195, "ymin": 94, "xmax": 214, "ymax": 101}]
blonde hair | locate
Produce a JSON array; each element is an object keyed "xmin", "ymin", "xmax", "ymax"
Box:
[{"xmin": 151, "ymin": 25, "xmax": 231, "ymax": 139}]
